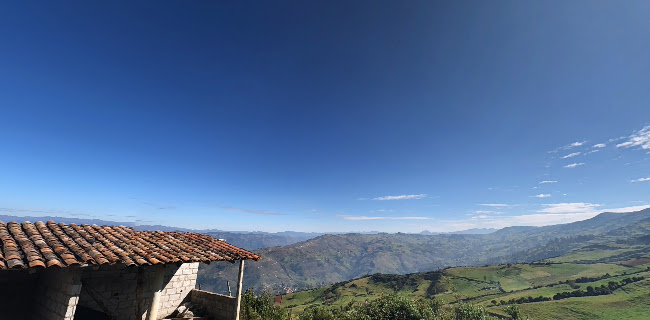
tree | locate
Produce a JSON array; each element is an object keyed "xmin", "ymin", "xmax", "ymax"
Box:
[
  {"xmin": 454, "ymin": 303, "xmax": 488, "ymax": 320},
  {"xmin": 503, "ymin": 305, "xmax": 522, "ymax": 320},
  {"xmin": 240, "ymin": 289, "xmax": 289, "ymax": 320},
  {"xmin": 299, "ymin": 306, "xmax": 337, "ymax": 320}
]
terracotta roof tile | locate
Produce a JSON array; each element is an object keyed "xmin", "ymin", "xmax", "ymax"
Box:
[{"xmin": 0, "ymin": 221, "xmax": 260, "ymax": 270}]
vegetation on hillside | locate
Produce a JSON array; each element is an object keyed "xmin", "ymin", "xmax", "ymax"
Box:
[
  {"xmin": 207, "ymin": 209, "xmax": 650, "ymax": 319},
  {"xmin": 278, "ymin": 234, "xmax": 650, "ymax": 320},
  {"xmin": 241, "ymin": 290, "xmax": 511, "ymax": 320},
  {"xmin": 198, "ymin": 209, "xmax": 650, "ymax": 295}
]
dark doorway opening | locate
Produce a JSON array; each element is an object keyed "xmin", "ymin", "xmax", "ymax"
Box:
[{"xmin": 74, "ymin": 305, "xmax": 111, "ymax": 320}]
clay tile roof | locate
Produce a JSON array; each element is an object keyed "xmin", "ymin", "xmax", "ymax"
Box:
[{"xmin": 0, "ymin": 221, "xmax": 261, "ymax": 270}]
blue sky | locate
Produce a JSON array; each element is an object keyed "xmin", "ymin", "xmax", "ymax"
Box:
[{"xmin": 1, "ymin": 1, "xmax": 649, "ymax": 232}]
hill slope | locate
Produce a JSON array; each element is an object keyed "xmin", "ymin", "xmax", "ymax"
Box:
[
  {"xmin": 281, "ymin": 233, "xmax": 650, "ymax": 319},
  {"xmin": 198, "ymin": 208, "xmax": 650, "ymax": 295}
]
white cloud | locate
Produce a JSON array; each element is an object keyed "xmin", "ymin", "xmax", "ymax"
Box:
[
  {"xmin": 533, "ymin": 194, "xmax": 551, "ymax": 198},
  {"xmin": 562, "ymin": 152, "xmax": 581, "ymax": 159},
  {"xmin": 472, "ymin": 210, "xmax": 503, "ymax": 215},
  {"xmin": 539, "ymin": 180, "xmax": 557, "ymax": 184},
  {"xmin": 549, "ymin": 141, "xmax": 586, "ymax": 153},
  {"xmin": 617, "ymin": 125, "xmax": 650, "ymax": 150},
  {"xmin": 537, "ymin": 202, "xmax": 601, "ymax": 214},
  {"xmin": 593, "ymin": 143, "xmax": 606, "ymax": 148},
  {"xmin": 418, "ymin": 204, "xmax": 650, "ymax": 233},
  {"xmin": 372, "ymin": 194, "xmax": 427, "ymax": 200},
  {"xmin": 604, "ymin": 205, "xmax": 650, "ymax": 213},
  {"xmin": 564, "ymin": 162, "xmax": 585, "ymax": 168},
  {"xmin": 478, "ymin": 203, "xmax": 514, "ymax": 207},
  {"xmin": 631, "ymin": 177, "xmax": 650, "ymax": 183},
  {"xmin": 569, "ymin": 141, "xmax": 586, "ymax": 148},
  {"xmin": 340, "ymin": 215, "xmax": 432, "ymax": 221}
]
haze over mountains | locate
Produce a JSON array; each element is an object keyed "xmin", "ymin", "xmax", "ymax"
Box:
[
  {"xmin": 196, "ymin": 208, "xmax": 650, "ymax": 295},
  {"xmin": 0, "ymin": 214, "xmax": 496, "ymax": 250},
  {"xmin": 4, "ymin": 208, "xmax": 650, "ymax": 297}
]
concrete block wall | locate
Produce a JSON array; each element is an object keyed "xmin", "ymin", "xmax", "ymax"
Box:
[
  {"xmin": 189, "ymin": 289, "xmax": 237, "ymax": 320},
  {"xmin": 157, "ymin": 262, "xmax": 199, "ymax": 318},
  {"xmin": 33, "ymin": 268, "xmax": 83, "ymax": 320},
  {"xmin": 79, "ymin": 264, "xmax": 149, "ymax": 320},
  {"xmin": 78, "ymin": 262, "xmax": 199, "ymax": 320}
]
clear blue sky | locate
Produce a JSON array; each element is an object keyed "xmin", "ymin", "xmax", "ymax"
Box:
[{"xmin": 1, "ymin": 1, "xmax": 649, "ymax": 232}]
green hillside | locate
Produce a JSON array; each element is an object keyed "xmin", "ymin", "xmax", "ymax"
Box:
[
  {"xmin": 279, "ymin": 234, "xmax": 650, "ymax": 319},
  {"xmin": 198, "ymin": 209, "xmax": 650, "ymax": 295}
]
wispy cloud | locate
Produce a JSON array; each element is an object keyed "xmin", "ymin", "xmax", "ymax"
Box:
[
  {"xmin": 487, "ymin": 186, "xmax": 519, "ymax": 191},
  {"xmin": 420, "ymin": 204, "xmax": 650, "ymax": 233},
  {"xmin": 478, "ymin": 203, "xmax": 515, "ymax": 207},
  {"xmin": 537, "ymin": 202, "xmax": 601, "ymax": 214},
  {"xmin": 372, "ymin": 194, "xmax": 427, "ymax": 200},
  {"xmin": 340, "ymin": 215, "xmax": 431, "ymax": 221},
  {"xmin": 549, "ymin": 141, "xmax": 587, "ymax": 154},
  {"xmin": 593, "ymin": 143, "xmax": 606, "ymax": 148},
  {"xmin": 631, "ymin": 177, "xmax": 650, "ymax": 183},
  {"xmin": 617, "ymin": 125, "xmax": 650, "ymax": 150},
  {"xmin": 603, "ymin": 205, "xmax": 650, "ymax": 213},
  {"xmin": 564, "ymin": 162, "xmax": 585, "ymax": 168},
  {"xmin": 472, "ymin": 210, "xmax": 503, "ymax": 215},
  {"xmin": 222, "ymin": 206, "xmax": 285, "ymax": 216},
  {"xmin": 539, "ymin": 180, "xmax": 557, "ymax": 184},
  {"xmin": 532, "ymin": 194, "xmax": 551, "ymax": 198},
  {"xmin": 0, "ymin": 207, "xmax": 78, "ymax": 216},
  {"xmin": 562, "ymin": 152, "xmax": 581, "ymax": 159}
]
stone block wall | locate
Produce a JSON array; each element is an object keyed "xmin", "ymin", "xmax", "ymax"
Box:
[
  {"xmin": 189, "ymin": 289, "xmax": 237, "ymax": 320},
  {"xmin": 33, "ymin": 267, "xmax": 83, "ymax": 320}
]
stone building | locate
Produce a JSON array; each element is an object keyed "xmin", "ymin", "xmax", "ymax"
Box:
[{"xmin": 0, "ymin": 220, "xmax": 260, "ymax": 320}]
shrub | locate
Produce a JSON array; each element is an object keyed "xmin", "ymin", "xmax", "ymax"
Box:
[
  {"xmin": 240, "ymin": 289, "xmax": 288, "ymax": 320},
  {"xmin": 299, "ymin": 306, "xmax": 338, "ymax": 320},
  {"xmin": 344, "ymin": 295, "xmax": 442, "ymax": 320},
  {"xmin": 453, "ymin": 303, "xmax": 488, "ymax": 320},
  {"xmin": 503, "ymin": 305, "xmax": 521, "ymax": 320}
]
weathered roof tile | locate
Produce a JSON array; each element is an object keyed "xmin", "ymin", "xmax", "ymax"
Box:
[{"xmin": 0, "ymin": 220, "xmax": 260, "ymax": 270}]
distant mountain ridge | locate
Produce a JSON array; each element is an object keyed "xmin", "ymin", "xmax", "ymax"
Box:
[
  {"xmin": 420, "ymin": 228, "xmax": 498, "ymax": 235},
  {"xmin": 491, "ymin": 209, "xmax": 650, "ymax": 239},
  {"xmin": 0, "ymin": 214, "xmax": 323, "ymax": 251},
  {"xmin": 198, "ymin": 208, "xmax": 650, "ymax": 295}
]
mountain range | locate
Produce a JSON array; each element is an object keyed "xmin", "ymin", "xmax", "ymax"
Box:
[
  {"xmin": 196, "ymin": 208, "xmax": 650, "ymax": 295},
  {"xmin": 0, "ymin": 214, "xmax": 322, "ymax": 250}
]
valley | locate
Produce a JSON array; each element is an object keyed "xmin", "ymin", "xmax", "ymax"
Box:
[
  {"xmin": 280, "ymin": 232, "xmax": 650, "ymax": 319},
  {"xmin": 197, "ymin": 208, "xmax": 650, "ymax": 296}
]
